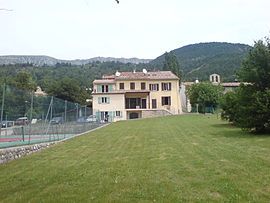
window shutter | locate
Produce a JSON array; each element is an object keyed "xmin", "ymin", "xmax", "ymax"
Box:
[
  {"xmin": 95, "ymin": 112, "xmax": 100, "ymax": 121},
  {"xmin": 97, "ymin": 85, "xmax": 102, "ymax": 93},
  {"xmin": 120, "ymin": 111, "xmax": 122, "ymax": 117},
  {"xmin": 98, "ymin": 97, "xmax": 101, "ymax": 104},
  {"xmin": 108, "ymin": 111, "xmax": 113, "ymax": 122},
  {"xmin": 107, "ymin": 97, "xmax": 110, "ymax": 104},
  {"xmin": 109, "ymin": 85, "xmax": 113, "ymax": 92}
]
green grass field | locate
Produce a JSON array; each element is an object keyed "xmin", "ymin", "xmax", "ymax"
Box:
[{"xmin": 0, "ymin": 115, "xmax": 270, "ymax": 202}]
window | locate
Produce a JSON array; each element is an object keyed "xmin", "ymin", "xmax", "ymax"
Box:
[
  {"xmin": 97, "ymin": 85, "xmax": 113, "ymax": 93},
  {"xmin": 119, "ymin": 83, "xmax": 124, "ymax": 90},
  {"xmin": 116, "ymin": 111, "xmax": 121, "ymax": 117},
  {"xmin": 161, "ymin": 83, "xmax": 171, "ymax": 91},
  {"xmin": 130, "ymin": 82, "xmax": 135, "ymax": 90},
  {"xmin": 125, "ymin": 98, "xmax": 141, "ymax": 109},
  {"xmin": 152, "ymin": 99, "xmax": 157, "ymax": 109},
  {"xmin": 101, "ymin": 85, "xmax": 109, "ymax": 93},
  {"xmin": 162, "ymin": 96, "xmax": 171, "ymax": 106},
  {"xmin": 98, "ymin": 97, "xmax": 110, "ymax": 104},
  {"xmin": 149, "ymin": 84, "xmax": 159, "ymax": 91},
  {"xmin": 141, "ymin": 82, "xmax": 146, "ymax": 90},
  {"xmin": 102, "ymin": 97, "xmax": 108, "ymax": 104},
  {"xmin": 98, "ymin": 85, "xmax": 113, "ymax": 93}
]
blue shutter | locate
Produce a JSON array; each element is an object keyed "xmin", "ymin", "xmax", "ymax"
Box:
[
  {"xmin": 109, "ymin": 85, "xmax": 113, "ymax": 92},
  {"xmin": 95, "ymin": 111, "xmax": 100, "ymax": 122},
  {"xmin": 113, "ymin": 111, "xmax": 116, "ymax": 119},
  {"xmin": 97, "ymin": 85, "xmax": 102, "ymax": 93},
  {"xmin": 108, "ymin": 111, "xmax": 113, "ymax": 122},
  {"xmin": 107, "ymin": 97, "xmax": 110, "ymax": 104}
]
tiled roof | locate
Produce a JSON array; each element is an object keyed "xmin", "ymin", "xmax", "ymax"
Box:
[{"xmin": 103, "ymin": 71, "xmax": 179, "ymax": 80}]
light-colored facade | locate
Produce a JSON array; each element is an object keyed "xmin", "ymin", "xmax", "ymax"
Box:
[
  {"xmin": 92, "ymin": 70, "xmax": 182, "ymax": 122},
  {"xmin": 209, "ymin": 73, "xmax": 221, "ymax": 84}
]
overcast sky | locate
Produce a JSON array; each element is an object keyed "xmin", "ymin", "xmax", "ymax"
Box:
[{"xmin": 0, "ymin": 0, "xmax": 269, "ymax": 59}]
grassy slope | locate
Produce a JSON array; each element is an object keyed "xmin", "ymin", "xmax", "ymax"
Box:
[{"xmin": 0, "ymin": 115, "xmax": 270, "ymax": 202}]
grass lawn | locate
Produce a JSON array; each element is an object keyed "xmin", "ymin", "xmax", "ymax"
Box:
[{"xmin": 0, "ymin": 115, "xmax": 270, "ymax": 202}]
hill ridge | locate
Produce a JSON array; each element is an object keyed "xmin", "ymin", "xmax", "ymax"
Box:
[
  {"xmin": 151, "ymin": 42, "xmax": 251, "ymax": 81},
  {"xmin": 0, "ymin": 55, "xmax": 152, "ymax": 66}
]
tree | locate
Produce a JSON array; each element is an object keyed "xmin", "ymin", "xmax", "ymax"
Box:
[
  {"xmin": 187, "ymin": 82, "xmax": 223, "ymax": 113},
  {"xmin": 221, "ymin": 38, "xmax": 270, "ymax": 133},
  {"xmin": 46, "ymin": 77, "xmax": 89, "ymax": 104},
  {"xmin": 238, "ymin": 39, "xmax": 270, "ymax": 90},
  {"xmin": 13, "ymin": 71, "xmax": 36, "ymax": 91},
  {"xmin": 220, "ymin": 90, "xmax": 240, "ymax": 123},
  {"xmin": 163, "ymin": 52, "xmax": 182, "ymax": 82}
]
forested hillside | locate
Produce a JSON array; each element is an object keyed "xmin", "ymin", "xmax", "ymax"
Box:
[
  {"xmin": 0, "ymin": 42, "xmax": 252, "ymax": 96},
  {"xmin": 0, "ymin": 62, "xmax": 150, "ymax": 105},
  {"xmin": 151, "ymin": 42, "xmax": 251, "ymax": 81},
  {"xmin": 0, "ymin": 62, "xmax": 152, "ymax": 90}
]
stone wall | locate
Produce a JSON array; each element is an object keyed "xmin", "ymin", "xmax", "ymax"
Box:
[{"xmin": 0, "ymin": 142, "xmax": 55, "ymax": 164}]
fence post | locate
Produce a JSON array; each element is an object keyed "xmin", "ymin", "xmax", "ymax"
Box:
[
  {"xmin": 64, "ymin": 100, "xmax": 67, "ymax": 123},
  {"xmin": 5, "ymin": 115, "xmax": 7, "ymax": 136},
  {"xmin": 75, "ymin": 103, "xmax": 78, "ymax": 120},
  {"xmin": 29, "ymin": 92, "xmax": 34, "ymax": 144},
  {"xmin": 0, "ymin": 83, "xmax": 6, "ymax": 136},
  {"xmin": 21, "ymin": 126, "xmax": 25, "ymax": 142}
]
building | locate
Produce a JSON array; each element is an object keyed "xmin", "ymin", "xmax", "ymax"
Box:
[
  {"xmin": 92, "ymin": 70, "xmax": 182, "ymax": 122},
  {"xmin": 209, "ymin": 73, "xmax": 221, "ymax": 84},
  {"xmin": 182, "ymin": 74, "xmax": 243, "ymax": 112}
]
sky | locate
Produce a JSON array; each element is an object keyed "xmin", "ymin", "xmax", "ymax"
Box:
[{"xmin": 0, "ymin": 0, "xmax": 270, "ymax": 59}]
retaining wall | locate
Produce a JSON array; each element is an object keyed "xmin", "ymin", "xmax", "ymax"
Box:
[{"xmin": 0, "ymin": 142, "xmax": 55, "ymax": 164}]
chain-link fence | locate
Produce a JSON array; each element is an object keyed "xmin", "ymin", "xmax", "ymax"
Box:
[{"xmin": 0, "ymin": 84, "xmax": 103, "ymax": 148}]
